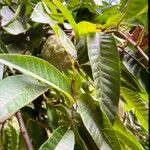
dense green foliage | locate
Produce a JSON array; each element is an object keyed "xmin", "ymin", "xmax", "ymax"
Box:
[{"xmin": 0, "ymin": 0, "xmax": 148, "ymax": 149}]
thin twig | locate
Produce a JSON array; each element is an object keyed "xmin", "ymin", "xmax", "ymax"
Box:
[
  {"xmin": 16, "ymin": 111, "xmax": 33, "ymax": 150},
  {"xmin": 118, "ymin": 31, "xmax": 149, "ymax": 62}
]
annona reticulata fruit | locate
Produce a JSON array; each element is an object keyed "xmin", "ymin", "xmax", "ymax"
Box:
[{"xmin": 41, "ymin": 35, "xmax": 77, "ymax": 71}]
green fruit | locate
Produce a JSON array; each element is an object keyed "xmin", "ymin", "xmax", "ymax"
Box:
[{"xmin": 41, "ymin": 35, "xmax": 76, "ymax": 71}]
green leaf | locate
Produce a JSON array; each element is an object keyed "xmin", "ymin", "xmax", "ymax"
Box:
[
  {"xmin": 114, "ymin": 115, "xmax": 144, "ymax": 150},
  {"xmin": 0, "ymin": 63, "xmax": 4, "ymax": 80},
  {"xmin": 53, "ymin": 0, "xmax": 79, "ymax": 39},
  {"xmin": 120, "ymin": 63, "xmax": 143, "ymax": 92},
  {"xmin": 122, "ymin": 0, "xmax": 148, "ymax": 19},
  {"xmin": 0, "ymin": 6, "xmax": 14, "ymax": 26},
  {"xmin": 0, "ymin": 40, "xmax": 9, "ymax": 53},
  {"xmin": 82, "ymin": 0, "xmax": 102, "ymax": 14},
  {"xmin": 123, "ymin": 49, "xmax": 149, "ymax": 92},
  {"xmin": 0, "ymin": 75, "xmax": 49, "ymax": 122},
  {"xmin": 0, "ymin": 54, "xmax": 72, "ymax": 100},
  {"xmin": 77, "ymin": 94, "xmax": 121, "ymax": 150},
  {"xmin": 87, "ymin": 33, "xmax": 120, "ymax": 122},
  {"xmin": 103, "ymin": 13, "xmax": 122, "ymax": 28},
  {"xmin": 1, "ymin": 118, "xmax": 25, "ymax": 150},
  {"xmin": 46, "ymin": 104, "xmax": 58, "ymax": 129},
  {"xmin": 77, "ymin": 21, "xmax": 98, "ymax": 35},
  {"xmin": 67, "ymin": 0, "xmax": 82, "ymax": 11},
  {"xmin": 39, "ymin": 126, "xmax": 75, "ymax": 150},
  {"xmin": 119, "ymin": 0, "xmax": 129, "ymax": 12},
  {"xmin": 73, "ymin": 127, "xmax": 88, "ymax": 150},
  {"xmin": 20, "ymin": 106, "xmax": 47, "ymax": 148},
  {"xmin": 76, "ymin": 119, "xmax": 100, "ymax": 150},
  {"xmin": 121, "ymin": 87, "xmax": 148, "ymax": 131},
  {"xmin": 4, "ymin": 20, "xmax": 29, "ymax": 35},
  {"xmin": 93, "ymin": 5, "xmax": 120, "ymax": 25},
  {"xmin": 43, "ymin": 0, "xmax": 57, "ymax": 13},
  {"xmin": 26, "ymin": 118, "xmax": 47, "ymax": 149},
  {"xmin": 139, "ymin": 91, "xmax": 148, "ymax": 103}
]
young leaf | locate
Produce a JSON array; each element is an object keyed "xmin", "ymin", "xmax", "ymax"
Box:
[
  {"xmin": 121, "ymin": 87, "xmax": 148, "ymax": 131},
  {"xmin": 77, "ymin": 21, "xmax": 98, "ymax": 35},
  {"xmin": 77, "ymin": 94, "xmax": 121, "ymax": 150},
  {"xmin": 39, "ymin": 126, "xmax": 75, "ymax": 150},
  {"xmin": 0, "ymin": 54, "xmax": 72, "ymax": 99},
  {"xmin": 87, "ymin": 33, "xmax": 120, "ymax": 122},
  {"xmin": 53, "ymin": 0, "xmax": 79, "ymax": 39},
  {"xmin": 0, "ymin": 75, "xmax": 49, "ymax": 122},
  {"xmin": 43, "ymin": 0, "xmax": 58, "ymax": 14}
]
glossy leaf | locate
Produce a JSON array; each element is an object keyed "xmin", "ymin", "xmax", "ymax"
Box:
[
  {"xmin": 77, "ymin": 94, "xmax": 121, "ymax": 150},
  {"xmin": 0, "ymin": 75, "xmax": 49, "ymax": 122},
  {"xmin": 4, "ymin": 20, "xmax": 29, "ymax": 35},
  {"xmin": 87, "ymin": 33, "xmax": 120, "ymax": 122},
  {"xmin": 121, "ymin": 87, "xmax": 148, "ymax": 131},
  {"xmin": 123, "ymin": 49, "xmax": 149, "ymax": 92},
  {"xmin": 30, "ymin": 2, "xmax": 52, "ymax": 24},
  {"xmin": 0, "ymin": 6, "xmax": 14, "ymax": 26},
  {"xmin": 0, "ymin": 54, "xmax": 72, "ymax": 99},
  {"xmin": 76, "ymin": 119, "xmax": 100, "ymax": 150},
  {"xmin": 114, "ymin": 115, "xmax": 144, "ymax": 150},
  {"xmin": 39, "ymin": 126, "xmax": 75, "ymax": 150},
  {"xmin": 120, "ymin": 63, "xmax": 143, "ymax": 92},
  {"xmin": 73, "ymin": 125, "xmax": 88, "ymax": 150}
]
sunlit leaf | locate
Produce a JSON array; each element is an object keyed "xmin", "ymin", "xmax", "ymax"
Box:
[
  {"xmin": 114, "ymin": 115, "xmax": 144, "ymax": 150},
  {"xmin": 77, "ymin": 21, "xmax": 98, "ymax": 35},
  {"xmin": 121, "ymin": 87, "xmax": 148, "ymax": 131}
]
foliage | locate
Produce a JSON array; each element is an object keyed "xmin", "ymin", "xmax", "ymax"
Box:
[{"xmin": 0, "ymin": 0, "xmax": 148, "ymax": 149}]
